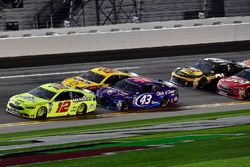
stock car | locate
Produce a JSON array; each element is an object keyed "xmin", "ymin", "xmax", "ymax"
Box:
[
  {"xmin": 217, "ymin": 69, "xmax": 250, "ymax": 99},
  {"xmin": 6, "ymin": 83, "xmax": 96, "ymax": 119},
  {"xmin": 62, "ymin": 67, "xmax": 132, "ymax": 92},
  {"xmin": 241, "ymin": 59, "xmax": 250, "ymax": 68},
  {"xmin": 96, "ymin": 77, "xmax": 178, "ymax": 111},
  {"xmin": 170, "ymin": 58, "xmax": 246, "ymax": 89}
]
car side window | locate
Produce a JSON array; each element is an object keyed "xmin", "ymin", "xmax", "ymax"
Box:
[
  {"xmin": 216, "ymin": 65, "xmax": 228, "ymax": 74},
  {"xmin": 54, "ymin": 91, "xmax": 71, "ymax": 101},
  {"xmin": 104, "ymin": 75, "xmax": 126, "ymax": 85},
  {"xmin": 71, "ymin": 92, "xmax": 84, "ymax": 99},
  {"xmin": 141, "ymin": 85, "xmax": 153, "ymax": 93},
  {"xmin": 152, "ymin": 84, "xmax": 161, "ymax": 91}
]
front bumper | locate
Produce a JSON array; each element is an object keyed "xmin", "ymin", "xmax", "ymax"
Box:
[
  {"xmin": 170, "ymin": 75, "xmax": 195, "ymax": 87},
  {"xmin": 217, "ymin": 84, "xmax": 244, "ymax": 99},
  {"xmin": 6, "ymin": 103, "xmax": 36, "ymax": 118},
  {"xmin": 96, "ymin": 96, "xmax": 122, "ymax": 110}
]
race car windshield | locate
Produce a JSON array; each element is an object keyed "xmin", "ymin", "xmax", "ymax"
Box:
[
  {"xmin": 114, "ymin": 80, "xmax": 140, "ymax": 93},
  {"xmin": 192, "ymin": 60, "xmax": 213, "ymax": 74},
  {"xmin": 236, "ymin": 70, "xmax": 250, "ymax": 81},
  {"xmin": 80, "ymin": 71, "xmax": 105, "ymax": 83},
  {"xmin": 28, "ymin": 87, "xmax": 56, "ymax": 100}
]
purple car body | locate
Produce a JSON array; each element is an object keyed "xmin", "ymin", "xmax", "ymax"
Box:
[{"xmin": 96, "ymin": 77, "xmax": 178, "ymax": 111}]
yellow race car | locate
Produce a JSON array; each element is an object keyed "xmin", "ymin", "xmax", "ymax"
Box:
[
  {"xmin": 62, "ymin": 67, "xmax": 132, "ymax": 92},
  {"xmin": 6, "ymin": 83, "xmax": 96, "ymax": 119}
]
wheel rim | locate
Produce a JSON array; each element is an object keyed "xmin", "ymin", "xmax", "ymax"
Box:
[
  {"xmin": 161, "ymin": 98, "xmax": 169, "ymax": 107},
  {"xmin": 37, "ymin": 107, "xmax": 46, "ymax": 118},
  {"xmin": 77, "ymin": 103, "xmax": 85, "ymax": 114},
  {"xmin": 121, "ymin": 102, "xmax": 129, "ymax": 110},
  {"xmin": 245, "ymin": 89, "xmax": 250, "ymax": 99}
]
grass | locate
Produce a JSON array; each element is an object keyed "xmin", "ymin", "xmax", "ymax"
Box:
[
  {"xmin": 1, "ymin": 109, "xmax": 249, "ymax": 142},
  {"xmin": 21, "ymin": 124, "xmax": 250, "ymax": 167},
  {"xmin": 0, "ymin": 109, "xmax": 249, "ymax": 155}
]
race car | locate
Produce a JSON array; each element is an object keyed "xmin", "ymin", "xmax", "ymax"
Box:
[
  {"xmin": 241, "ymin": 59, "xmax": 250, "ymax": 68},
  {"xmin": 62, "ymin": 67, "xmax": 132, "ymax": 92},
  {"xmin": 170, "ymin": 57, "xmax": 246, "ymax": 89},
  {"xmin": 96, "ymin": 77, "xmax": 178, "ymax": 111},
  {"xmin": 217, "ymin": 69, "xmax": 250, "ymax": 99},
  {"xmin": 6, "ymin": 83, "xmax": 96, "ymax": 119}
]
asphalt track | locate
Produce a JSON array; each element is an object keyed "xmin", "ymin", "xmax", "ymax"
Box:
[{"xmin": 0, "ymin": 50, "xmax": 250, "ymax": 126}]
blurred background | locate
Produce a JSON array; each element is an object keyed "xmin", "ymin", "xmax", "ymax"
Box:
[{"xmin": 0, "ymin": 0, "xmax": 249, "ymax": 31}]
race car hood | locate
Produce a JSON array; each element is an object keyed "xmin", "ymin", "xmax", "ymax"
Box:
[
  {"xmin": 175, "ymin": 66, "xmax": 203, "ymax": 77},
  {"xmin": 220, "ymin": 76, "xmax": 250, "ymax": 87},
  {"xmin": 9, "ymin": 93, "xmax": 48, "ymax": 106},
  {"xmin": 98, "ymin": 87, "xmax": 132, "ymax": 100},
  {"xmin": 241, "ymin": 59, "xmax": 250, "ymax": 68},
  {"xmin": 62, "ymin": 76, "xmax": 100, "ymax": 89}
]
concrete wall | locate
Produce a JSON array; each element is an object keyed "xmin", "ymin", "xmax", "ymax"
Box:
[{"xmin": 0, "ymin": 16, "xmax": 250, "ymax": 58}]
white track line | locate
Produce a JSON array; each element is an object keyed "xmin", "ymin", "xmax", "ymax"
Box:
[
  {"xmin": 0, "ymin": 66, "xmax": 139, "ymax": 79},
  {"xmin": 1, "ymin": 101, "xmax": 249, "ymax": 128}
]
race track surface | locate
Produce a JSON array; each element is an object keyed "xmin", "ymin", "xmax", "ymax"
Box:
[{"xmin": 0, "ymin": 51, "xmax": 250, "ymax": 125}]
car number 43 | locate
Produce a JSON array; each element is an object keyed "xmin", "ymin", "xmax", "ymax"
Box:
[{"xmin": 138, "ymin": 94, "xmax": 152, "ymax": 105}]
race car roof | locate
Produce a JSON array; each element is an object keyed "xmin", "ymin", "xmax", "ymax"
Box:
[
  {"xmin": 126, "ymin": 77, "xmax": 154, "ymax": 85},
  {"xmin": 202, "ymin": 58, "xmax": 231, "ymax": 64},
  {"xmin": 40, "ymin": 83, "xmax": 68, "ymax": 93},
  {"xmin": 90, "ymin": 67, "xmax": 130, "ymax": 76}
]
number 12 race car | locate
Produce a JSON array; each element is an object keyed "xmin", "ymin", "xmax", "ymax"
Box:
[
  {"xmin": 96, "ymin": 77, "xmax": 178, "ymax": 111},
  {"xmin": 170, "ymin": 58, "xmax": 246, "ymax": 89},
  {"xmin": 217, "ymin": 69, "xmax": 250, "ymax": 99},
  {"xmin": 6, "ymin": 83, "xmax": 96, "ymax": 119}
]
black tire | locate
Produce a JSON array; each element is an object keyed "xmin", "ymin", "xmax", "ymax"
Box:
[
  {"xmin": 76, "ymin": 103, "xmax": 87, "ymax": 115},
  {"xmin": 197, "ymin": 78, "xmax": 207, "ymax": 89},
  {"xmin": 244, "ymin": 88, "xmax": 250, "ymax": 99},
  {"xmin": 121, "ymin": 100, "xmax": 130, "ymax": 111},
  {"xmin": 36, "ymin": 107, "xmax": 47, "ymax": 119},
  {"xmin": 160, "ymin": 97, "xmax": 169, "ymax": 108}
]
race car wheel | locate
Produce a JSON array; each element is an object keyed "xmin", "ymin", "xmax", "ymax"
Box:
[
  {"xmin": 77, "ymin": 103, "xmax": 87, "ymax": 115},
  {"xmin": 121, "ymin": 101, "xmax": 130, "ymax": 111},
  {"xmin": 245, "ymin": 88, "xmax": 250, "ymax": 99},
  {"xmin": 160, "ymin": 97, "xmax": 169, "ymax": 108},
  {"xmin": 197, "ymin": 78, "xmax": 207, "ymax": 89},
  {"xmin": 36, "ymin": 107, "xmax": 47, "ymax": 119}
]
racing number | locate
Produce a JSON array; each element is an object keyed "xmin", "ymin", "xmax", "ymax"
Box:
[
  {"xmin": 56, "ymin": 101, "xmax": 71, "ymax": 113},
  {"xmin": 140, "ymin": 95, "xmax": 152, "ymax": 105}
]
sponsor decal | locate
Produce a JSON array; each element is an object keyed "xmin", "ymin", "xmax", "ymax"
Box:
[
  {"xmin": 73, "ymin": 97, "xmax": 92, "ymax": 102},
  {"xmin": 156, "ymin": 90, "xmax": 175, "ymax": 96}
]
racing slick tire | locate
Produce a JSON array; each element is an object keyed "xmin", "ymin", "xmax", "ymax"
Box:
[
  {"xmin": 197, "ymin": 78, "xmax": 207, "ymax": 89},
  {"xmin": 36, "ymin": 107, "xmax": 47, "ymax": 119},
  {"xmin": 121, "ymin": 100, "xmax": 130, "ymax": 111},
  {"xmin": 160, "ymin": 97, "xmax": 169, "ymax": 108},
  {"xmin": 76, "ymin": 103, "xmax": 87, "ymax": 115},
  {"xmin": 244, "ymin": 88, "xmax": 250, "ymax": 99}
]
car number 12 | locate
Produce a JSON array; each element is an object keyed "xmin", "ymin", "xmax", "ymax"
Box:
[{"xmin": 56, "ymin": 101, "xmax": 71, "ymax": 113}]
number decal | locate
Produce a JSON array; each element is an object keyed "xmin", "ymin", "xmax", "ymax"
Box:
[
  {"xmin": 215, "ymin": 73, "xmax": 224, "ymax": 78},
  {"xmin": 56, "ymin": 101, "xmax": 71, "ymax": 113},
  {"xmin": 136, "ymin": 94, "xmax": 152, "ymax": 106}
]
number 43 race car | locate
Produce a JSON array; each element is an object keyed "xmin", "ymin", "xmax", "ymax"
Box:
[
  {"xmin": 96, "ymin": 77, "xmax": 178, "ymax": 111},
  {"xmin": 6, "ymin": 83, "xmax": 96, "ymax": 119}
]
